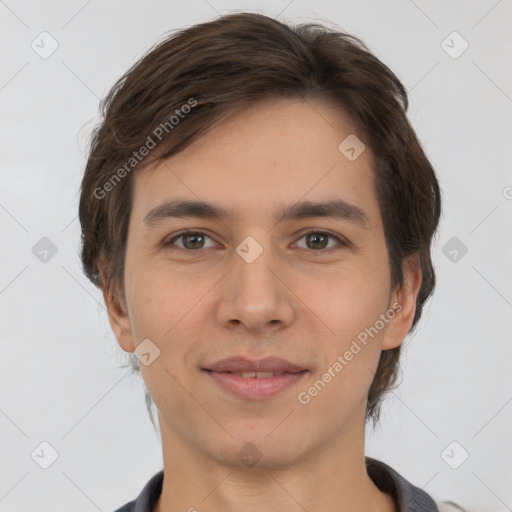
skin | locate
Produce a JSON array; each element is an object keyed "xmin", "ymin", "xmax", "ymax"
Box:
[{"xmin": 103, "ymin": 97, "xmax": 422, "ymax": 512}]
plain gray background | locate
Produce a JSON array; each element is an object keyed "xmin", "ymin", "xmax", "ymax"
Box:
[{"xmin": 1, "ymin": 1, "xmax": 511, "ymax": 511}]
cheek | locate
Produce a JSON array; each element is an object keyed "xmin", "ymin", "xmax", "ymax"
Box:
[
  {"xmin": 125, "ymin": 265, "xmax": 216, "ymax": 384},
  {"xmin": 126, "ymin": 261, "xmax": 198, "ymax": 339},
  {"xmin": 314, "ymin": 267, "xmax": 390, "ymax": 336},
  {"xmin": 297, "ymin": 295, "xmax": 389, "ymax": 423},
  {"xmin": 307, "ymin": 267, "xmax": 391, "ymax": 400}
]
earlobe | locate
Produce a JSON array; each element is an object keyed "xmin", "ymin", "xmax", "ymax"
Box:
[
  {"xmin": 100, "ymin": 268, "xmax": 136, "ymax": 353},
  {"xmin": 381, "ymin": 254, "xmax": 423, "ymax": 350}
]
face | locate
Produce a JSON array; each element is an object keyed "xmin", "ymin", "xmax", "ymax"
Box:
[{"xmin": 105, "ymin": 97, "xmax": 420, "ymax": 470}]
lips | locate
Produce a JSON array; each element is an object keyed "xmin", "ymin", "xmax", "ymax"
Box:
[
  {"xmin": 228, "ymin": 371, "xmax": 287, "ymax": 378},
  {"xmin": 203, "ymin": 356, "xmax": 307, "ymax": 374},
  {"xmin": 202, "ymin": 356, "xmax": 309, "ymax": 399}
]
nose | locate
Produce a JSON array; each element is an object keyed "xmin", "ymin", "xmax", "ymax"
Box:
[{"xmin": 215, "ymin": 239, "xmax": 296, "ymax": 335}]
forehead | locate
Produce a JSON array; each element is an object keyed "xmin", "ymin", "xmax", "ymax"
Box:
[{"xmin": 131, "ymin": 97, "xmax": 379, "ymax": 227}]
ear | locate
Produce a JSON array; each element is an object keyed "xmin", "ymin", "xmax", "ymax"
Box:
[
  {"xmin": 381, "ymin": 253, "xmax": 423, "ymax": 350},
  {"xmin": 100, "ymin": 266, "xmax": 136, "ymax": 353}
]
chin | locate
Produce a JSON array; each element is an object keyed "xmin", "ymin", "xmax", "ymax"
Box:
[{"xmin": 211, "ymin": 429, "xmax": 310, "ymax": 472}]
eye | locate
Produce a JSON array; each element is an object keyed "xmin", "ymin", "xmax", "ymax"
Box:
[
  {"xmin": 164, "ymin": 230, "xmax": 348, "ymax": 253},
  {"xmin": 294, "ymin": 231, "xmax": 347, "ymax": 253},
  {"xmin": 164, "ymin": 231, "xmax": 218, "ymax": 251}
]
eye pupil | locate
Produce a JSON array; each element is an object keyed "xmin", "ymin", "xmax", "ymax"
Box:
[
  {"xmin": 306, "ymin": 233, "xmax": 328, "ymax": 250},
  {"xmin": 183, "ymin": 233, "xmax": 204, "ymax": 249}
]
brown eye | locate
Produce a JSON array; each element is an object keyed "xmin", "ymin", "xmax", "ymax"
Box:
[
  {"xmin": 305, "ymin": 232, "xmax": 329, "ymax": 250},
  {"xmin": 182, "ymin": 233, "xmax": 205, "ymax": 249},
  {"xmin": 295, "ymin": 231, "xmax": 346, "ymax": 253},
  {"xmin": 165, "ymin": 231, "xmax": 216, "ymax": 250}
]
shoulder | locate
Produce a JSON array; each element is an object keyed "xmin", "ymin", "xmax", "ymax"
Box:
[
  {"xmin": 366, "ymin": 456, "xmax": 438, "ymax": 511},
  {"xmin": 113, "ymin": 502, "xmax": 136, "ymax": 512},
  {"xmin": 366, "ymin": 457, "xmax": 467, "ymax": 512},
  {"xmin": 112, "ymin": 470, "xmax": 164, "ymax": 512}
]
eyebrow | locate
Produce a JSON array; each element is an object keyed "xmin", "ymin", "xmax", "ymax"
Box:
[{"xmin": 142, "ymin": 198, "xmax": 370, "ymax": 229}]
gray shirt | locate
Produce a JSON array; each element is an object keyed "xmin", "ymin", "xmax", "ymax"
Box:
[{"xmin": 113, "ymin": 457, "xmax": 462, "ymax": 512}]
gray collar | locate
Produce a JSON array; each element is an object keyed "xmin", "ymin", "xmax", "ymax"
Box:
[
  {"xmin": 366, "ymin": 457, "xmax": 439, "ymax": 511},
  {"xmin": 116, "ymin": 458, "xmax": 439, "ymax": 512}
]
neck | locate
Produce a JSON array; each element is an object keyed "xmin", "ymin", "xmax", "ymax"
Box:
[{"xmin": 153, "ymin": 419, "xmax": 395, "ymax": 512}]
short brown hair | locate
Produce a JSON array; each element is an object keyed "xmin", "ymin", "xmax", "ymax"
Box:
[{"xmin": 79, "ymin": 12, "xmax": 441, "ymax": 428}]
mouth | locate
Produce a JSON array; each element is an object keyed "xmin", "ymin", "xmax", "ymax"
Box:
[
  {"xmin": 203, "ymin": 355, "xmax": 307, "ymax": 374},
  {"xmin": 203, "ymin": 370, "xmax": 308, "ymax": 400},
  {"xmin": 209, "ymin": 370, "xmax": 298, "ymax": 378}
]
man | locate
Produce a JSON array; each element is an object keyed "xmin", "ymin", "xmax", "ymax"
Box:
[{"xmin": 79, "ymin": 11, "xmax": 465, "ymax": 512}]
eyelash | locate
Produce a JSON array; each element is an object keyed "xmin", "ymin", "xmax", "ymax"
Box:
[{"xmin": 164, "ymin": 230, "xmax": 348, "ymax": 254}]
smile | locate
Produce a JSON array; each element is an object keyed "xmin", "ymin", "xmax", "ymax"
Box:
[{"xmin": 204, "ymin": 369, "xmax": 308, "ymax": 400}]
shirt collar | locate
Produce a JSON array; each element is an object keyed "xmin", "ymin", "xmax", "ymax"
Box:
[
  {"xmin": 366, "ymin": 456, "xmax": 439, "ymax": 511},
  {"xmin": 121, "ymin": 458, "xmax": 439, "ymax": 512}
]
